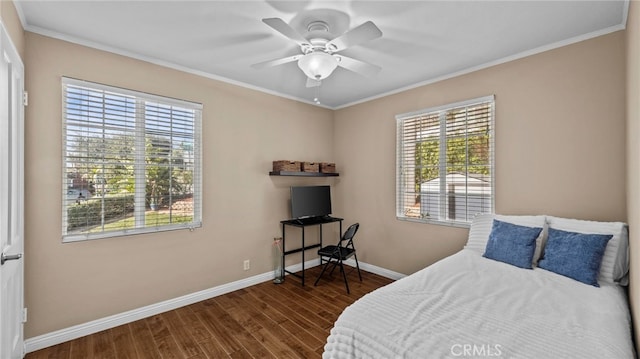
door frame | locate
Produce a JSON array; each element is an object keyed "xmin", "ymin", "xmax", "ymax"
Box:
[{"xmin": 0, "ymin": 19, "xmax": 25, "ymax": 359}]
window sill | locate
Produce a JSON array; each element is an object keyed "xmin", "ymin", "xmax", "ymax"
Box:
[
  {"xmin": 63, "ymin": 221, "xmax": 202, "ymax": 243},
  {"xmin": 396, "ymin": 216, "xmax": 471, "ymax": 229}
]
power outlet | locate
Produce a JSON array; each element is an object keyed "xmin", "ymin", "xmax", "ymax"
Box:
[{"xmin": 243, "ymin": 259, "xmax": 250, "ymax": 271}]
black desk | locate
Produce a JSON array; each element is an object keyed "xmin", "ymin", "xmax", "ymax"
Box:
[{"xmin": 280, "ymin": 216, "xmax": 343, "ymax": 286}]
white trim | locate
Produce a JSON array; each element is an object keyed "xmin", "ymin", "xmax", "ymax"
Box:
[
  {"xmin": 9, "ymin": 1, "xmax": 27, "ymax": 31},
  {"xmin": 62, "ymin": 222, "xmax": 204, "ymax": 243},
  {"xmin": 622, "ymin": 0, "xmax": 630, "ymax": 30},
  {"xmin": 24, "ymin": 257, "xmax": 401, "ymax": 353},
  {"xmin": 396, "ymin": 215, "xmax": 471, "ymax": 229},
  {"xmin": 24, "ymin": 272, "xmax": 265, "ymax": 352},
  {"xmin": 0, "ymin": 18, "xmax": 26, "ymax": 359},
  {"xmin": 342, "ymin": 259, "xmax": 407, "ymax": 281},
  {"xmin": 334, "ymin": 21, "xmax": 627, "ymax": 110},
  {"xmin": 23, "ymin": 25, "xmax": 331, "ymax": 110},
  {"xmin": 21, "ymin": 6, "xmax": 627, "ymax": 111},
  {"xmin": 0, "ymin": 20, "xmax": 23, "ymax": 70}
]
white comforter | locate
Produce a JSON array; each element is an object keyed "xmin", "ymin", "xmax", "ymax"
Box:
[{"xmin": 323, "ymin": 250, "xmax": 635, "ymax": 359}]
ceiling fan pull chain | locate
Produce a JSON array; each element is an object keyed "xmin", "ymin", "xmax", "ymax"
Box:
[{"xmin": 314, "ymin": 85, "xmax": 321, "ymax": 105}]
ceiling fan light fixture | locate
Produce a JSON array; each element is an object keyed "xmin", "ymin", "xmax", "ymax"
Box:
[{"xmin": 298, "ymin": 52, "xmax": 338, "ymax": 80}]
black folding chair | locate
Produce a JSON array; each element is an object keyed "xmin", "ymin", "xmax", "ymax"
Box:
[{"xmin": 314, "ymin": 223, "xmax": 362, "ymax": 294}]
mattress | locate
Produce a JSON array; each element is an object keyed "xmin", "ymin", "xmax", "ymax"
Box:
[{"xmin": 323, "ymin": 249, "xmax": 635, "ymax": 358}]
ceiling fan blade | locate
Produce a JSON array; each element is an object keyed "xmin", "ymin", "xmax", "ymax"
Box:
[
  {"xmin": 336, "ymin": 55, "xmax": 381, "ymax": 77},
  {"xmin": 251, "ymin": 54, "xmax": 302, "ymax": 69},
  {"xmin": 326, "ymin": 21, "xmax": 382, "ymax": 52},
  {"xmin": 306, "ymin": 78, "xmax": 321, "ymax": 88},
  {"xmin": 262, "ymin": 18, "xmax": 310, "ymax": 47}
]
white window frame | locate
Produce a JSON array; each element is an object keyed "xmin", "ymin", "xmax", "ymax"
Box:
[
  {"xmin": 61, "ymin": 77, "xmax": 202, "ymax": 242},
  {"xmin": 395, "ymin": 95, "xmax": 495, "ymax": 227}
]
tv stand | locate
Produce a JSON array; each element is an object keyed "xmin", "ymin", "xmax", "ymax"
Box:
[
  {"xmin": 280, "ymin": 216, "xmax": 343, "ymax": 286},
  {"xmin": 293, "ymin": 215, "xmax": 334, "ymax": 226}
]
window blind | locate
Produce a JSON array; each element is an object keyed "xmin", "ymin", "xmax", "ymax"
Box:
[
  {"xmin": 396, "ymin": 95, "xmax": 494, "ymax": 226},
  {"xmin": 62, "ymin": 77, "xmax": 202, "ymax": 241}
]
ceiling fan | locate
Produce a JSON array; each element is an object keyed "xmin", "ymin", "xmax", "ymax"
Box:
[{"xmin": 252, "ymin": 17, "xmax": 383, "ymax": 88}]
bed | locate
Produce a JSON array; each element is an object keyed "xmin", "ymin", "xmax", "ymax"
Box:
[{"xmin": 323, "ymin": 214, "xmax": 636, "ymax": 358}]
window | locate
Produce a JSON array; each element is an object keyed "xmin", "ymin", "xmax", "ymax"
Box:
[
  {"xmin": 396, "ymin": 95, "xmax": 494, "ymax": 227},
  {"xmin": 62, "ymin": 77, "xmax": 202, "ymax": 242}
]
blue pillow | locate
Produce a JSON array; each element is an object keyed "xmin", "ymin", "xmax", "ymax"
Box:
[
  {"xmin": 538, "ymin": 228, "xmax": 612, "ymax": 287},
  {"xmin": 483, "ymin": 219, "xmax": 542, "ymax": 269}
]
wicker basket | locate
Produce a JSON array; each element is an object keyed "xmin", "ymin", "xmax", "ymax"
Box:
[
  {"xmin": 301, "ymin": 162, "xmax": 319, "ymax": 172},
  {"xmin": 273, "ymin": 160, "xmax": 301, "ymax": 172},
  {"xmin": 320, "ymin": 162, "xmax": 336, "ymax": 173}
]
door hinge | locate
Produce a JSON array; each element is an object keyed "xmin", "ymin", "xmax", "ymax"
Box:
[
  {"xmin": 22, "ymin": 307, "xmax": 27, "ymax": 323},
  {"xmin": 23, "ymin": 91, "xmax": 28, "ymax": 106}
]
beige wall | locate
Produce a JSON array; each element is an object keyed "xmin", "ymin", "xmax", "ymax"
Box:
[
  {"xmin": 1, "ymin": 0, "xmax": 24, "ymax": 59},
  {"xmin": 23, "ymin": 32, "xmax": 335, "ymax": 337},
  {"xmin": 627, "ymin": 0, "xmax": 640, "ymax": 351},
  {"xmin": 333, "ymin": 31, "xmax": 627, "ymax": 275}
]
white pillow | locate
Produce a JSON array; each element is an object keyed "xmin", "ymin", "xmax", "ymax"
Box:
[
  {"xmin": 545, "ymin": 216, "xmax": 629, "ymax": 285},
  {"xmin": 465, "ymin": 213, "xmax": 547, "ymax": 265}
]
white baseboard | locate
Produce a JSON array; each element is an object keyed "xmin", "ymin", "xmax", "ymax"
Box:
[
  {"xmin": 343, "ymin": 258, "xmax": 407, "ymax": 280},
  {"xmin": 24, "ymin": 258, "xmax": 400, "ymax": 353}
]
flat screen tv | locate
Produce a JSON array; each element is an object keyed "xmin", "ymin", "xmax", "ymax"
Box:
[{"xmin": 290, "ymin": 185, "xmax": 332, "ymax": 219}]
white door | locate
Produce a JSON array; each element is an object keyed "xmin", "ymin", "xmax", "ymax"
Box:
[{"xmin": 0, "ymin": 22, "xmax": 25, "ymax": 359}]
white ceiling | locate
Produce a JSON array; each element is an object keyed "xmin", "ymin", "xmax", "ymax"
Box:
[{"xmin": 14, "ymin": 0, "xmax": 628, "ymax": 109}]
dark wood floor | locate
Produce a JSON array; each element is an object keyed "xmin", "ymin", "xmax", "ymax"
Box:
[{"xmin": 25, "ymin": 266, "xmax": 394, "ymax": 359}]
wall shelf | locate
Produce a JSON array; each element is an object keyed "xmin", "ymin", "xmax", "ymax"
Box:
[{"xmin": 269, "ymin": 171, "xmax": 339, "ymax": 177}]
